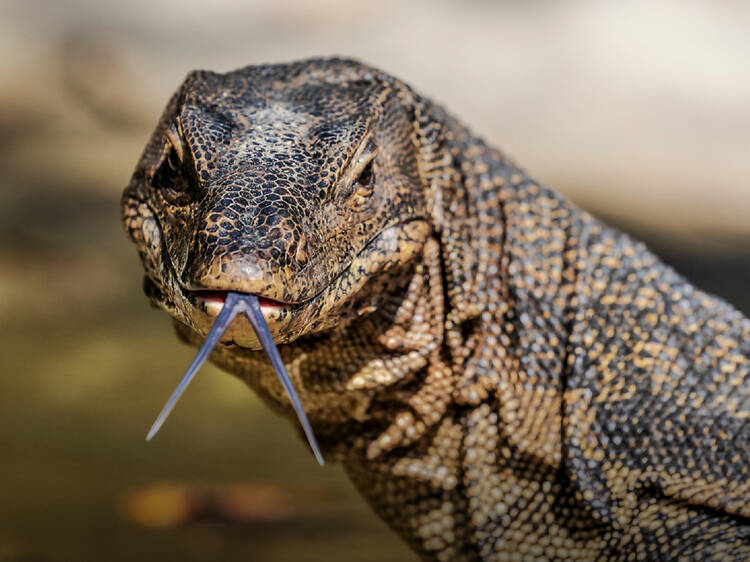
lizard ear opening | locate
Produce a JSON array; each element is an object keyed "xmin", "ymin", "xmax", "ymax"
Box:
[{"xmin": 152, "ymin": 142, "xmax": 194, "ymax": 205}]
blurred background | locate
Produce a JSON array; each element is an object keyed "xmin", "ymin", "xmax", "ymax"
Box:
[{"xmin": 0, "ymin": 1, "xmax": 748, "ymax": 560}]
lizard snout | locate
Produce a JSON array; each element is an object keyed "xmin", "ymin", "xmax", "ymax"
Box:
[
  {"xmin": 177, "ymin": 190, "xmax": 320, "ymax": 305},
  {"xmin": 183, "ymin": 253, "xmax": 297, "ymax": 304}
]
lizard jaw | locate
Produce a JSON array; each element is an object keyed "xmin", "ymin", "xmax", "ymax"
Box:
[{"xmin": 176, "ymin": 219, "xmax": 433, "ymax": 350}]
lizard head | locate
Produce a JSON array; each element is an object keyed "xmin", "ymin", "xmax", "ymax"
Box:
[{"xmin": 122, "ymin": 58, "xmax": 434, "ymax": 352}]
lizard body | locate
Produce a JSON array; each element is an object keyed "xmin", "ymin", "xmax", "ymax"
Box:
[{"xmin": 122, "ymin": 58, "xmax": 750, "ymax": 560}]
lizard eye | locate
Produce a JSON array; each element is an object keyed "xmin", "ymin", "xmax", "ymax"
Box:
[
  {"xmin": 346, "ymin": 140, "xmax": 376, "ymax": 201},
  {"xmin": 166, "ymin": 146, "xmax": 181, "ymax": 172},
  {"xmin": 153, "ymin": 144, "xmax": 193, "ymax": 204},
  {"xmin": 342, "ymin": 158, "xmax": 375, "ymax": 205},
  {"xmin": 355, "ymin": 159, "xmax": 373, "ymax": 189}
]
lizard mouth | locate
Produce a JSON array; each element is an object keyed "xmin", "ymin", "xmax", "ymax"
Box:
[
  {"xmin": 184, "ymin": 289, "xmax": 295, "ymax": 349},
  {"xmin": 190, "ymin": 289, "xmax": 289, "ymax": 310}
]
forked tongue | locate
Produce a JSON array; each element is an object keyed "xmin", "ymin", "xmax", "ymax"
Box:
[{"xmin": 145, "ymin": 292, "xmax": 324, "ymax": 465}]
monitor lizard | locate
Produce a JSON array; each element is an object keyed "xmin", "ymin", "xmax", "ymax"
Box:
[{"xmin": 121, "ymin": 57, "xmax": 750, "ymax": 560}]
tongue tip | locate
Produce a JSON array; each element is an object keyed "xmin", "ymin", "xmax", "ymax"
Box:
[
  {"xmin": 240, "ymin": 293, "xmax": 324, "ymax": 468},
  {"xmin": 150, "ymin": 291, "xmax": 324, "ymax": 467}
]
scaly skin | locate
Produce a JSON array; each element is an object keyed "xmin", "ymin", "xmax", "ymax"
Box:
[{"xmin": 122, "ymin": 58, "xmax": 750, "ymax": 560}]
